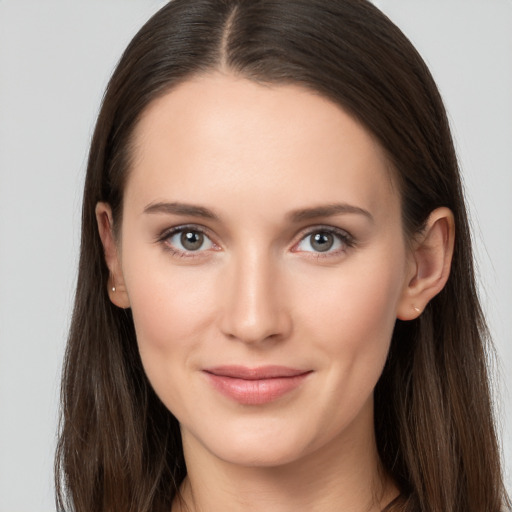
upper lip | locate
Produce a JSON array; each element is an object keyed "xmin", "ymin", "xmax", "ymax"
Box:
[{"xmin": 204, "ymin": 365, "xmax": 311, "ymax": 380}]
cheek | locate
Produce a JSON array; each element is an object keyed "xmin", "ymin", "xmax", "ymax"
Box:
[
  {"xmin": 123, "ymin": 260, "xmax": 223, "ymax": 415},
  {"xmin": 297, "ymin": 248, "xmax": 406, "ymax": 364},
  {"xmin": 121, "ymin": 243, "xmax": 219, "ymax": 378},
  {"xmin": 293, "ymin": 251, "xmax": 406, "ymax": 438},
  {"xmin": 129, "ymin": 273, "xmax": 216, "ymax": 346},
  {"xmin": 342, "ymin": 263, "xmax": 402, "ymax": 338}
]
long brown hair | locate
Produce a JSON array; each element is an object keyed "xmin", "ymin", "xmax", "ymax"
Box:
[{"xmin": 55, "ymin": 1, "xmax": 509, "ymax": 511}]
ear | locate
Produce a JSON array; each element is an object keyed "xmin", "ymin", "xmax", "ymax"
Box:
[
  {"xmin": 95, "ymin": 202, "xmax": 131, "ymax": 309},
  {"xmin": 397, "ymin": 207, "xmax": 455, "ymax": 320}
]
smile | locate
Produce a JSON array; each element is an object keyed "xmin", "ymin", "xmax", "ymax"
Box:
[{"xmin": 203, "ymin": 366, "xmax": 312, "ymax": 405}]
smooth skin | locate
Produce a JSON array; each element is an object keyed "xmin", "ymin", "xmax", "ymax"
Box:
[{"xmin": 97, "ymin": 73, "xmax": 454, "ymax": 512}]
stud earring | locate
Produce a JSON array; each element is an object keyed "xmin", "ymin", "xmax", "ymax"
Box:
[
  {"xmin": 413, "ymin": 306, "xmax": 421, "ymax": 313},
  {"xmin": 111, "ymin": 286, "xmax": 116, "ymax": 292}
]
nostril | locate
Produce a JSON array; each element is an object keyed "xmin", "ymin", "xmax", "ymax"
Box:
[{"xmin": 219, "ymin": 302, "xmax": 292, "ymax": 345}]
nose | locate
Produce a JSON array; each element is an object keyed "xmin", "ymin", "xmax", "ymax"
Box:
[{"xmin": 219, "ymin": 251, "xmax": 292, "ymax": 345}]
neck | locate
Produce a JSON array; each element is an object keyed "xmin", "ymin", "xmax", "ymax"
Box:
[{"xmin": 173, "ymin": 410, "xmax": 397, "ymax": 512}]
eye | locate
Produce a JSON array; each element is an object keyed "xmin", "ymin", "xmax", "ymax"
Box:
[
  {"xmin": 161, "ymin": 226, "xmax": 216, "ymax": 254},
  {"xmin": 294, "ymin": 228, "xmax": 353, "ymax": 254}
]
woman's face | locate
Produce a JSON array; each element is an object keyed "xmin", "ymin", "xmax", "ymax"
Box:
[{"xmin": 115, "ymin": 73, "xmax": 413, "ymax": 467}]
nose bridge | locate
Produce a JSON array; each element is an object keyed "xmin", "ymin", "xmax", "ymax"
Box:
[{"xmin": 220, "ymin": 245, "xmax": 290, "ymax": 344}]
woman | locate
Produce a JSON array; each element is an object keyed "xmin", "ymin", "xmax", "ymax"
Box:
[{"xmin": 55, "ymin": 1, "xmax": 509, "ymax": 511}]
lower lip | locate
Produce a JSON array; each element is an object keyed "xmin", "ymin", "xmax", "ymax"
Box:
[{"xmin": 204, "ymin": 372, "xmax": 311, "ymax": 405}]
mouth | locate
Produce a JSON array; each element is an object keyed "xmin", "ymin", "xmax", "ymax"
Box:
[{"xmin": 203, "ymin": 365, "xmax": 312, "ymax": 405}]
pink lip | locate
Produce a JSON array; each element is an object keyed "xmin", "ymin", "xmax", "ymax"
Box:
[{"xmin": 203, "ymin": 366, "xmax": 312, "ymax": 405}]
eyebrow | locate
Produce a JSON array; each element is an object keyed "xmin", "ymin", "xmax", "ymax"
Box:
[
  {"xmin": 143, "ymin": 201, "xmax": 218, "ymax": 219},
  {"xmin": 143, "ymin": 201, "xmax": 373, "ymax": 223},
  {"xmin": 287, "ymin": 203, "xmax": 374, "ymax": 223}
]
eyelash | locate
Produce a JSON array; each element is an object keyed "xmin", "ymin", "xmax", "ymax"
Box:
[
  {"xmin": 157, "ymin": 225, "xmax": 218, "ymax": 258},
  {"xmin": 292, "ymin": 226, "xmax": 355, "ymax": 258},
  {"xmin": 156, "ymin": 224, "xmax": 356, "ymax": 259}
]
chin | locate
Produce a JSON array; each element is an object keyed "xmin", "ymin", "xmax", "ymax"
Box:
[
  {"xmin": 183, "ymin": 416, "xmax": 323, "ymax": 469},
  {"xmin": 214, "ymin": 442, "xmax": 309, "ymax": 468}
]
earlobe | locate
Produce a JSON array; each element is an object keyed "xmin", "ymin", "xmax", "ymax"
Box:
[
  {"xmin": 95, "ymin": 202, "xmax": 131, "ymax": 309},
  {"xmin": 397, "ymin": 207, "xmax": 455, "ymax": 320}
]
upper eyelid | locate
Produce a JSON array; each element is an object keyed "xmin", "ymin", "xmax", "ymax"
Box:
[
  {"xmin": 157, "ymin": 223, "xmax": 212, "ymax": 240},
  {"xmin": 294, "ymin": 224, "xmax": 353, "ymax": 241}
]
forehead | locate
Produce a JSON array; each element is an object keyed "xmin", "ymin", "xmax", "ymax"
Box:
[{"xmin": 126, "ymin": 72, "xmax": 398, "ymax": 219}]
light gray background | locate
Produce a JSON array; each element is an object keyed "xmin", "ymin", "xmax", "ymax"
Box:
[{"xmin": 0, "ymin": 1, "xmax": 511, "ymax": 510}]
